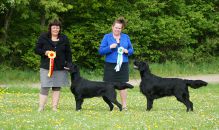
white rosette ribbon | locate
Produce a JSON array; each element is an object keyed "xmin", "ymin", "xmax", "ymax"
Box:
[{"xmin": 114, "ymin": 47, "xmax": 124, "ymax": 72}]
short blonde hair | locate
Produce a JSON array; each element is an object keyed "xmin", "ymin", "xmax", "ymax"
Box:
[{"xmin": 113, "ymin": 17, "xmax": 127, "ymax": 29}]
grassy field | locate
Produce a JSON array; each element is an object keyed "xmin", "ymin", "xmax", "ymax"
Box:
[
  {"xmin": 1, "ymin": 60, "xmax": 219, "ymax": 84},
  {"xmin": 0, "ymin": 61, "xmax": 218, "ymax": 129},
  {"xmin": 0, "ymin": 84, "xmax": 218, "ymax": 130}
]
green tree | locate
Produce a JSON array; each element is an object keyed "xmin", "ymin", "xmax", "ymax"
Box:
[{"xmin": 0, "ymin": 0, "xmax": 218, "ymax": 69}]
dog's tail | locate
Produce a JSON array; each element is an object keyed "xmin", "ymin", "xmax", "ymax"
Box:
[
  {"xmin": 113, "ymin": 82, "xmax": 134, "ymax": 90},
  {"xmin": 184, "ymin": 79, "xmax": 208, "ymax": 89}
]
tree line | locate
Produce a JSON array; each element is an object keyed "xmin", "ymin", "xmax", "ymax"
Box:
[{"xmin": 0, "ymin": 0, "xmax": 219, "ymax": 70}]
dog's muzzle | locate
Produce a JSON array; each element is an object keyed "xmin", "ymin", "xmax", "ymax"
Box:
[{"xmin": 133, "ymin": 65, "xmax": 138, "ymax": 69}]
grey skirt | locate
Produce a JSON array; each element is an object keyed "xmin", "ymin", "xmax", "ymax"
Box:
[
  {"xmin": 40, "ymin": 68, "xmax": 69, "ymax": 87},
  {"xmin": 103, "ymin": 62, "xmax": 129, "ymax": 82}
]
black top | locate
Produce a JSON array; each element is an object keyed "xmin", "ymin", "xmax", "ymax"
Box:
[{"xmin": 35, "ymin": 32, "xmax": 72, "ymax": 70}]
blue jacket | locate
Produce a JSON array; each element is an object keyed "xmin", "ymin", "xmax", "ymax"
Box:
[{"xmin": 98, "ymin": 33, "xmax": 134, "ymax": 63}]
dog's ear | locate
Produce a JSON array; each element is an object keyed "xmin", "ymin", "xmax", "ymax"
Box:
[
  {"xmin": 139, "ymin": 61, "xmax": 150, "ymax": 72},
  {"xmin": 138, "ymin": 61, "xmax": 147, "ymax": 71},
  {"xmin": 138, "ymin": 62, "xmax": 145, "ymax": 71}
]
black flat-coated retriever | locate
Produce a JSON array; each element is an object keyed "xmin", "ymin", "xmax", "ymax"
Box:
[
  {"xmin": 65, "ymin": 63, "xmax": 134, "ymax": 111},
  {"xmin": 133, "ymin": 61, "xmax": 208, "ymax": 112}
]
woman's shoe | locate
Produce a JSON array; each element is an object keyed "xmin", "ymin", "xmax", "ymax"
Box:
[
  {"xmin": 52, "ymin": 107, "xmax": 58, "ymax": 112},
  {"xmin": 122, "ymin": 107, "xmax": 128, "ymax": 111},
  {"xmin": 38, "ymin": 107, "xmax": 44, "ymax": 112}
]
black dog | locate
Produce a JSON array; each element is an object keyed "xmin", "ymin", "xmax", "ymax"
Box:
[
  {"xmin": 133, "ymin": 61, "xmax": 208, "ymax": 112},
  {"xmin": 65, "ymin": 63, "xmax": 134, "ymax": 111}
]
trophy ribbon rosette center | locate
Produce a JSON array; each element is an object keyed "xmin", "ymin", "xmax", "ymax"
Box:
[
  {"xmin": 114, "ymin": 47, "xmax": 124, "ymax": 72},
  {"xmin": 47, "ymin": 51, "xmax": 56, "ymax": 77}
]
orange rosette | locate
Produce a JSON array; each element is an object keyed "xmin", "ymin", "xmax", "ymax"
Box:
[{"xmin": 47, "ymin": 51, "xmax": 56, "ymax": 77}]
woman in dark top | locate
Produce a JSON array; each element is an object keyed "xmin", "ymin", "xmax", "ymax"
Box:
[
  {"xmin": 35, "ymin": 19, "xmax": 72, "ymax": 112},
  {"xmin": 99, "ymin": 17, "xmax": 134, "ymax": 110}
]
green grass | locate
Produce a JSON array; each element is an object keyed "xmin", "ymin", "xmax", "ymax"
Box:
[
  {"xmin": 0, "ymin": 68, "xmax": 39, "ymax": 84},
  {"xmin": 1, "ymin": 60, "xmax": 219, "ymax": 84},
  {"xmin": 150, "ymin": 60, "xmax": 219, "ymax": 77},
  {"xmin": 0, "ymin": 84, "xmax": 218, "ymax": 129}
]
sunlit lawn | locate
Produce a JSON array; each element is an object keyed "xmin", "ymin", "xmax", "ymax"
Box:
[{"xmin": 0, "ymin": 84, "xmax": 218, "ymax": 130}]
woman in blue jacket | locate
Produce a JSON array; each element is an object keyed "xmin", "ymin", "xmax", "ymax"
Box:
[{"xmin": 99, "ymin": 17, "xmax": 134, "ymax": 110}]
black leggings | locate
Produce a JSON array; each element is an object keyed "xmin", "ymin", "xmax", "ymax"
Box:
[{"xmin": 40, "ymin": 87, "xmax": 61, "ymax": 95}]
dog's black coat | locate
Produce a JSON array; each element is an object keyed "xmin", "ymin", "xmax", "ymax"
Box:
[
  {"xmin": 134, "ymin": 61, "xmax": 208, "ymax": 112},
  {"xmin": 65, "ymin": 63, "xmax": 134, "ymax": 111}
]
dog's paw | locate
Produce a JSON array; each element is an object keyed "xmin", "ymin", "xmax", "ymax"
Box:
[
  {"xmin": 122, "ymin": 107, "xmax": 128, "ymax": 111},
  {"xmin": 146, "ymin": 109, "xmax": 151, "ymax": 111},
  {"xmin": 76, "ymin": 109, "xmax": 81, "ymax": 111}
]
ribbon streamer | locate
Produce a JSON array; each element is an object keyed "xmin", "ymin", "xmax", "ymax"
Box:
[
  {"xmin": 114, "ymin": 47, "xmax": 124, "ymax": 72},
  {"xmin": 47, "ymin": 51, "xmax": 56, "ymax": 77}
]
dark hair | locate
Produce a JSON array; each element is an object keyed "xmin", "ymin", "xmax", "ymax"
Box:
[
  {"xmin": 113, "ymin": 17, "xmax": 127, "ymax": 29},
  {"xmin": 48, "ymin": 19, "xmax": 62, "ymax": 37}
]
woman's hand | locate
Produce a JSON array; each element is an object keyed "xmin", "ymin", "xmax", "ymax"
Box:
[
  {"xmin": 110, "ymin": 43, "xmax": 117, "ymax": 49},
  {"xmin": 123, "ymin": 49, "xmax": 128, "ymax": 54},
  {"xmin": 45, "ymin": 51, "xmax": 50, "ymax": 56}
]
